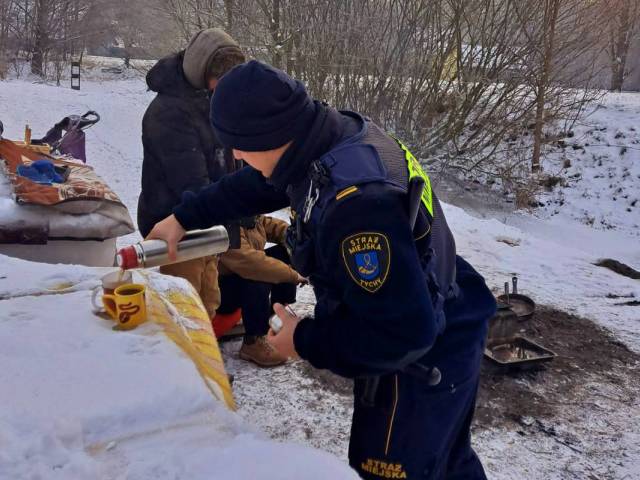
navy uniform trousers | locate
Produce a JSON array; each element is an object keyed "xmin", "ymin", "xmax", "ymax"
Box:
[
  {"xmin": 348, "ymin": 257, "xmax": 489, "ymax": 480},
  {"xmin": 217, "ymin": 244, "xmax": 297, "ymax": 336}
]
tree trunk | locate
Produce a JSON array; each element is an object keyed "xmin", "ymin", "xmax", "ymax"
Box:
[
  {"xmin": 0, "ymin": 0, "xmax": 8, "ymax": 54},
  {"xmin": 611, "ymin": 60, "xmax": 625, "ymax": 92},
  {"xmin": 224, "ymin": 0, "xmax": 233, "ymax": 30},
  {"xmin": 609, "ymin": 6, "xmax": 631, "ymax": 91},
  {"xmin": 271, "ymin": 0, "xmax": 282, "ymax": 69},
  {"xmin": 31, "ymin": 0, "xmax": 49, "ymax": 76},
  {"xmin": 532, "ymin": 0, "xmax": 560, "ymax": 173}
]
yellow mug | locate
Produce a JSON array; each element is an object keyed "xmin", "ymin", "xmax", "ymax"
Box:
[{"xmin": 103, "ymin": 283, "xmax": 147, "ymax": 330}]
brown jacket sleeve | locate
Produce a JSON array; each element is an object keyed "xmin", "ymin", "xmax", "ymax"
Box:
[
  {"xmin": 261, "ymin": 216, "xmax": 289, "ymax": 245},
  {"xmin": 219, "ymin": 228, "xmax": 299, "ymax": 284}
]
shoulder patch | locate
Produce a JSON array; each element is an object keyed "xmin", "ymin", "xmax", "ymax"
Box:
[
  {"xmin": 336, "ymin": 185, "xmax": 359, "ymax": 201},
  {"xmin": 341, "ymin": 232, "xmax": 391, "ymax": 293}
]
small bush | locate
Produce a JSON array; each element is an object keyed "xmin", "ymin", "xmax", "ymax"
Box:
[
  {"xmin": 514, "ymin": 179, "xmax": 541, "ymax": 209},
  {"xmin": 540, "ymin": 175, "xmax": 564, "ymax": 190}
]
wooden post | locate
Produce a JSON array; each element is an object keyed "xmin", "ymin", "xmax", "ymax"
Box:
[{"xmin": 71, "ymin": 61, "xmax": 81, "ymax": 90}]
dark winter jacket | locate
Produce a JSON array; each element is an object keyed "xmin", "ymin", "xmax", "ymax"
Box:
[
  {"xmin": 173, "ymin": 103, "xmax": 496, "ymax": 382},
  {"xmin": 137, "ymin": 51, "xmax": 232, "ymax": 237}
]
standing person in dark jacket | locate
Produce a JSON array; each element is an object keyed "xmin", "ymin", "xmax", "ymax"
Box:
[
  {"xmin": 137, "ymin": 28, "xmax": 244, "ymax": 318},
  {"xmin": 147, "ymin": 61, "xmax": 496, "ymax": 479}
]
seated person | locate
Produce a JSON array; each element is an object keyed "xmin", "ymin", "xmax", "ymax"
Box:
[{"xmin": 217, "ymin": 215, "xmax": 305, "ymax": 367}]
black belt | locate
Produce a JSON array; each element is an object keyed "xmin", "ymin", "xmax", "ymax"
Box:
[{"xmin": 360, "ymin": 365, "xmax": 441, "ymax": 407}]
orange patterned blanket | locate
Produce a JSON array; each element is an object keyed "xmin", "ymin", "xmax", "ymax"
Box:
[{"xmin": 0, "ymin": 139, "xmax": 125, "ymax": 210}]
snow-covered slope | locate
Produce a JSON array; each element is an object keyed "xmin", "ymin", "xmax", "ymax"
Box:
[{"xmin": 536, "ymin": 92, "xmax": 640, "ymax": 238}]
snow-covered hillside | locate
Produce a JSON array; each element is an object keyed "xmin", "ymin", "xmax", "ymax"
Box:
[
  {"xmin": 1, "ymin": 75, "xmax": 639, "ymax": 479},
  {"xmin": 537, "ymin": 92, "xmax": 640, "ymax": 238}
]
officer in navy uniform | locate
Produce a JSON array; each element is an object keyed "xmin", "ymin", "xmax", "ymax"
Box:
[{"xmin": 148, "ymin": 61, "xmax": 497, "ymax": 479}]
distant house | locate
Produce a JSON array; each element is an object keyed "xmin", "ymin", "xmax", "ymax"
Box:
[{"xmin": 88, "ymin": 37, "xmax": 157, "ymax": 61}]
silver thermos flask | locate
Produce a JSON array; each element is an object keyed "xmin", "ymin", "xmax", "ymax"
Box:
[{"xmin": 116, "ymin": 226, "xmax": 230, "ymax": 269}]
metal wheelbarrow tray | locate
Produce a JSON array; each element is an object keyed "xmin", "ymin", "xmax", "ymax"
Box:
[{"xmin": 484, "ymin": 336, "xmax": 556, "ymax": 371}]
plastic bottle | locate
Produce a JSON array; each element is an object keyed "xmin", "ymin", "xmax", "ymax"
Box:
[
  {"xmin": 268, "ymin": 305, "xmax": 298, "ymax": 334},
  {"xmin": 116, "ymin": 226, "xmax": 230, "ymax": 270},
  {"xmin": 269, "ymin": 314, "xmax": 283, "ymax": 334}
]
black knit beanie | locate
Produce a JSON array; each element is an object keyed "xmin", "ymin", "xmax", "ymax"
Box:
[{"xmin": 210, "ymin": 60, "xmax": 316, "ymax": 151}]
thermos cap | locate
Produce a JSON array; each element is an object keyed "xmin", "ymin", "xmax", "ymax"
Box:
[{"xmin": 116, "ymin": 246, "xmax": 139, "ymax": 270}]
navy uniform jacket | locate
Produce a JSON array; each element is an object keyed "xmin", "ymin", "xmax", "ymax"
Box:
[{"xmin": 174, "ymin": 105, "xmax": 495, "ymax": 384}]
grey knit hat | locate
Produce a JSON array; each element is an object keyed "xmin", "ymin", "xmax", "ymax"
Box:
[{"xmin": 182, "ymin": 28, "xmax": 243, "ymax": 90}]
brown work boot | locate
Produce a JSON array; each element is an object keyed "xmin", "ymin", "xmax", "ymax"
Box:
[{"xmin": 239, "ymin": 336, "xmax": 287, "ymax": 367}]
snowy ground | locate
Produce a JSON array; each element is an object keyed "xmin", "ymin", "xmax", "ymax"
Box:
[{"xmin": 1, "ymin": 76, "xmax": 639, "ymax": 478}]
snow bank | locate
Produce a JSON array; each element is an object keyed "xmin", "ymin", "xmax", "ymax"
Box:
[{"xmin": 0, "ymin": 255, "xmax": 358, "ymax": 479}]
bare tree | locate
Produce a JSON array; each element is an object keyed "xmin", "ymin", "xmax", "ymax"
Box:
[
  {"xmin": 1, "ymin": 0, "xmax": 608, "ymax": 180},
  {"xmin": 158, "ymin": 0, "xmax": 226, "ymax": 42},
  {"xmin": 0, "ymin": 0, "xmax": 106, "ymax": 77},
  {"xmin": 529, "ymin": 0, "xmax": 561, "ymax": 173},
  {"xmin": 604, "ymin": 0, "xmax": 640, "ymax": 91},
  {"xmin": 30, "ymin": 0, "xmax": 48, "ymax": 75},
  {"xmin": 0, "ymin": 0, "xmax": 12, "ymax": 53},
  {"xmin": 108, "ymin": 0, "xmax": 609, "ymax": 178},
  {"xmin": 511, "ymin": 0, "xmax": 603, "ymax": 173},
  {"xmin": 0, "ymin": 0, "xmax": 160, "ymax": 79},
  {"xmin": 0, "ymin": 0, "xmax": 16, "ymax": 77}
]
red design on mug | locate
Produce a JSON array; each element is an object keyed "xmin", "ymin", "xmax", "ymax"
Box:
[{"xmin": 118, "ymin": 302, "xmax": 140, "ymax": 323}]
